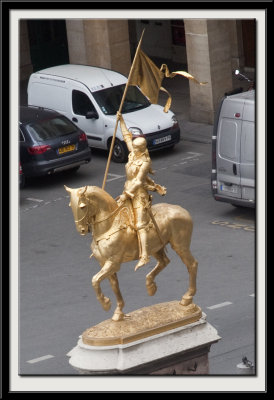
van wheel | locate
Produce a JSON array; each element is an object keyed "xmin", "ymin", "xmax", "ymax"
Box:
[{"xmin": 110, "ymin": 139, "xmax": 128, "ymax": 163}]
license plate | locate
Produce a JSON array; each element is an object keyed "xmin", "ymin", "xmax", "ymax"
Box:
[
  {"xmin": 153, "ymin": 135, "xmax": 171, "ymax": 145},
  {"xmin": 220, "ymin": 184, "xmax": 238, "ymax": 193},
  {"xmin": 58, "ymin": 144, "xmax": 75, "ymax": 154}
]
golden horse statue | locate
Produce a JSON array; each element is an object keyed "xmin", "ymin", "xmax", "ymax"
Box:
[{"xmin": 65, "ymin": 185, "xmax": 198, "ymax": 321}]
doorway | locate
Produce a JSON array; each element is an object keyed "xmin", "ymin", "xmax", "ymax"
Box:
[
  {"xmin": 27, "ymin": 20, "xmax": 69, "ymax": 72},
  {"xmin": 242, "ymin": 20, "xmax": 256, "ymax": 68}
]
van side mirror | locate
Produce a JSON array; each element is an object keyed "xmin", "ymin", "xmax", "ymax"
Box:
[{"xmin": 86, "ymin": 110, "xmax": 98, "ymax": 119}]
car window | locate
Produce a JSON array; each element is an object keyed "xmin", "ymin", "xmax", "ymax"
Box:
[
  {"xmin": 93, "ymin": 84, "xmax": 150, "ymax": 115},
  {"xmin": 26, "ymin": 116, "xmax": 77, "ymax": 141},
  {"xmin": 72, "ymin": 90, "xmax": 96, "ymax": 116}
]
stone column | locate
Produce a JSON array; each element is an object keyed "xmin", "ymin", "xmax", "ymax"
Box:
[
  {"xmin": 65, "ymin": 20, "xmax": 88, "ymax": 65},
  {"xmin": 184, "ymin": 19, "xmax": 233, "ymax": 124},
  {"xmin": 229, "ymin": 20, "xmax": 245, "ymax": 71},
  {"xmin": 19, "ymin": 20, "xmax": 33, "ymax": 81},
  {"xmin": 66, "ymin": 19, "xmax": 131, "ymax": 76}
]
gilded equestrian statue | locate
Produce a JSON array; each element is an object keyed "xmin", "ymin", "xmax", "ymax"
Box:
[
  {"xmin": 65, "ymin": 184, "xmax": 198, "ymax": 321},
  {"xmin": 65, "ymin": 112, "xmax": 198, "ymax": 322}
]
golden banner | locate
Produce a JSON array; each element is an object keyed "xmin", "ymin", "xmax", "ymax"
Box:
[{"xmin": 129, "ymin": 50, "xmax": 207, "ymax": 112}]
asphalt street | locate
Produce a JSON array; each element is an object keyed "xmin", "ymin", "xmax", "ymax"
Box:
[{"xmin": 18, "ymin": 137, "xmax": 256, "ymax": 378}]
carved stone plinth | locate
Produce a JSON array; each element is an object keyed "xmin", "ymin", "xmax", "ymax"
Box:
[{"xmin": 67, "ymin": 301, "xmax": 221, "ymax": 375}]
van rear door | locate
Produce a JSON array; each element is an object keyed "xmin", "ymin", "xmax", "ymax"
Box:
[
  {"xmin": 240, "ymin": 99, "xmax": 255, "ymax": 202},
  {"xmin": 216, "ymin": 97, "xmax": 244, "ymax": 200}
]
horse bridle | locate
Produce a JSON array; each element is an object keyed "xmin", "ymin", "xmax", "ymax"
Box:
[
  {"xmin": 74, "ymin": 208, "xmax": 89, "ymax": 224},
  {"xmin": 74, "ymin": 196, "xmax": 91, "ymax": 225},
  {"xmin": 74, "ymin": 195, "xmax": 126, "ymax": 227}
]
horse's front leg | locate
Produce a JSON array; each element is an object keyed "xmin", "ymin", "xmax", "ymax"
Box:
[
  {"xmin": 91, "ymin": 260, "xmax": 119, "ymax": 312},
  {"xmin": 108, "ymin": 272, "xmax": 125, "ymax": 321}
]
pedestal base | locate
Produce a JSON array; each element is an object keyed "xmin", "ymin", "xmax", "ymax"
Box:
[{"xmin": 67, "ymin": 302, "xmax": 221, "ymax": 375}]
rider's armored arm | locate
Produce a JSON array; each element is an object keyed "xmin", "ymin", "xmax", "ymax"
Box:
[
  {"xmin": 144, "ymin": 176, "xmax": 167, "ymax": 196},
  {"xmin": 117, "ymin": 113, "xmax": 133, "ymax": 152}
]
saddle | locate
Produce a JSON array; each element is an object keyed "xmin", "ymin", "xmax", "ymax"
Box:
[
  {"xmin": 92, "ymin": 197, "xmax": 165, "ymax": 259},
  {"xmin": 94, "ymin": 198, "xmax": 136, "ymax": 244}
]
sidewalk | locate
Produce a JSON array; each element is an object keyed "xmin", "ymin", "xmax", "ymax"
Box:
[
  {"xmin": 179, "ymin": 119, "xmax": 213, "ymax": 144},
  {"xmin": 20, "ymin": 60, "xmax": 252, "ymax": 146},
  {"xmin": 157, "ymin": 73, "xmax": 213, "ymax": 145},
  {"xmin": 155, "ymin": 56, "xmax": 253, "ymax": 145}
]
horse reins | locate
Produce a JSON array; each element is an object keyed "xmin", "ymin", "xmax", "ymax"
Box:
[{"xmin": 92, "ymin": 202, "xmax": 126, "ymax": 225}]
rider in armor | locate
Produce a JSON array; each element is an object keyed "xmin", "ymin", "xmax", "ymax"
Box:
[{"xmin": 117, "ymin": 112, "xmax": 166, "ymax": 271}]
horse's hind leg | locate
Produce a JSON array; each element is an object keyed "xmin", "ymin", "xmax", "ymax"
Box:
[
  {"xmin": 175, "ymin": 247, "xmax": 198, "ymax": 306},
  {"xmin": 108, "ymin": 273, "xmax": 125, "ymax": 321},
  {"xmin": 146, "ymin": 248, "xmax": 170, "ymax": 296}
]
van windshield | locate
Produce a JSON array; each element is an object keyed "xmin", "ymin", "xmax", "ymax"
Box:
[{"xmin": 92, "ymin": 84, "xmax": 150, "ymax": 115}]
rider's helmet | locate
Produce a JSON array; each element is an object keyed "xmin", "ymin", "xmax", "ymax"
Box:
[{"xmin": 132, "ymin": 137, "xmax": 147, "ymax": 153}]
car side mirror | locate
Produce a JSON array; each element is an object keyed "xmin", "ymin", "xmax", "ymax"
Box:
[{"xmin": 86, "ymin": 110, "xmax": 98, "ymax": 120}]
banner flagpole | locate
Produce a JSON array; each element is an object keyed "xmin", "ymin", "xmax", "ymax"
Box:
[{"xmin": 102, "ymin": 29, "xmax": 145, "ymax": 190}]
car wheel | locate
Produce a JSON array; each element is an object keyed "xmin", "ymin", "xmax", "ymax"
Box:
[{"xmin": 110, "ymin": 139, "xmax": 128, "ymax": 163}]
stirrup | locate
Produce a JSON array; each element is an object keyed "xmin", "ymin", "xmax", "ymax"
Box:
[{"xmin": 135, "ymin": 255, "xmax": 150, "ymax": 271}]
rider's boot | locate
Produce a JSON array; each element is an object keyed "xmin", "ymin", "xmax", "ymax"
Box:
[{"xmin": 135, "ymin": 228, "xmax": 150, "ymax": 271}]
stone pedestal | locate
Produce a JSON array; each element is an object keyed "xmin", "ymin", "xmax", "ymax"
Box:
[{"xmin": 67, "ymin": 301, "xmax": 221, "ymax": 375}]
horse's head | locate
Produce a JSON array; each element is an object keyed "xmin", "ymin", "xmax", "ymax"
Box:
[
  {"xmin": 65, "ymin": 184, "xmax": 119, "ymax": 236},
  {"xmin": 64, "ymin": 185, "xmax": 94, "ymax": 235}
]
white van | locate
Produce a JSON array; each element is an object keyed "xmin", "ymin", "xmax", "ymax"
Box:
[
  {"xmin": 27, "ymin": 64, "xmax": 180, "ymax": 162},
  {"xmin": 211, "ymin": 89, "xmax": 255, "ymax": 208}
]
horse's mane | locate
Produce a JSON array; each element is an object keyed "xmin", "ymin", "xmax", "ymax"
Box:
[{"xmin": 86, "ymin": 186, "xmax": 118, "ymax": 210}]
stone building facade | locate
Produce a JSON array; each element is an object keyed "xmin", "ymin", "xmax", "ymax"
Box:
[{"xmin": 19, "ymin": 19, "xmax": 255, "ymax": 124}]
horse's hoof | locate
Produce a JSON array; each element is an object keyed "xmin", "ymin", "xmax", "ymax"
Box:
[
  {"xmin": 146, "ymin": 281, "xmax": 157, "ymax": 296},
  {"xmin": 112, "ymin": 312, "xmax": 125, "ymax": 321},
  {"xmin": 102, "ymin": 297, "xmax": 111, "ymax": 311},
  {"xmin": 180, "ymin": 297, "xmax": 192, "ymax": 306}
]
